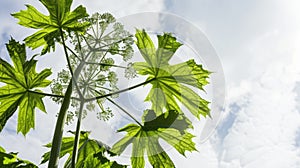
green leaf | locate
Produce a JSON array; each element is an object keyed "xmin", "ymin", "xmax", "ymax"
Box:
[
  {"xmin": 41, "ymin": 131, "xmax": 126, "ymax": 168},
  {"xmin": 0, "ymin": 38, "xmax": 51, "ymax": 135},
  {"xmin": 143, "ymin": 110, "xmax": 192, "ymax": 134},
  {"xmin": 83, "ymin": 154, "xmax": 102, "ymax": 168},
  {"xmin": 83, "ymin": 151, "xmax": 127, "ymax": 168},
  {"xmin": 17, "ymin": 92, "xmax": 46, "ymax": 134},
  {"xmin": 0, "ymin": 146, "xmax": 5, "ymax": 153},
  {"xmin": 111, "ymin": 110, "xmax": 196, "ymax": 168},
  {"xmin": 0, "ymin": 146, "xmax": 37, "ymax": 168},
  {"xmin": 135, "ymin": 29, "xmax": 156, "ymax": 67},
  {"xmin": 12, "ymin": 0, "xmax": 90, "ymax": 54},
  {"xmin": 134, "ymin": 29, "xmax": 211, "ymax": 119}
]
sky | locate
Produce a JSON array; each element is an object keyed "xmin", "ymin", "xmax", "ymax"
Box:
[{"xmin": 1, "ymin": 0, "xmax": 300, "ymax": 168}]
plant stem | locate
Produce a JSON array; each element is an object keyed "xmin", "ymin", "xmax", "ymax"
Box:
[
  {"xmin": 69, "ymin": 32, "xmax": 98, "ymax": 168},
  {"xmin": 27, "ymin": 90, "xmax": 81, "ymax": 101},
  {"xmin": 28, "ymin": 91, "xmax": 64, "ymax": 99},
  {"xmin": 60, "ymin": 30, "xmax": 74, "ymax": 77},
  {"xmin": 106, "ymin": 98, "xmax": 142, "ymax": 127},
  {"xmin": 48, "ymin": 80, "xmax": 73, "ymax": 168},
  {"xmin": 71, "ymin": 100, "xmax": 84, "ymax": 168},
  {"xmin": 66, "ymin": 46, "xmax": 82, "ymax": 61},
  {"xmin": 85, "ymin": 77, "xmax": 155, "ymax": 102},
  {"xmin": 48, "ymin": 29, "xmax": 86, "ymax": 168},
  {"xmin": 83, "ymin": 61, "xmax": 127, "ymax": 69},
  {"xmin": 59, "ymin": 28, "xmax": 84, "ymax": 100},
  {"xmin": 71, "ymin": 81, "xmax": 88, "ymax": 168}
]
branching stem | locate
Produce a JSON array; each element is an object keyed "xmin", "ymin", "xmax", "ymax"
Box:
[
  {"xmin": 85, "ymin": 78, "xmax": 155, "ymax": 102},
  {"xmin": 59, "ymin": 28, "xmax": 84, "ymax": 100},
  {"xmin": 106, "ymin": 98, "xmax": 143, "ymax": 127},
  {"xmin": 27, "ymin": 90, "xmax": 81, "ymax": 101},
  {"xmin": 83, "ymin": 61, "xmax": 127, "ymax": 69}
]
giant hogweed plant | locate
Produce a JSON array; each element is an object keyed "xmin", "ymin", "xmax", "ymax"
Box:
[{"xmin": 0, "ymin": 0, "xmax": 210, "ymax": 167}]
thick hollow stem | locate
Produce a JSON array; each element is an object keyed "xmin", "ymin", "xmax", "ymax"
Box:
[
  {"xmin": 71, "ymin": 101, "xmax": 85, "ymax": 168},
  {"xmin": 48, "ymin": 29, "xmax": 85, "ymax": 167},
  {"xmin": 48, "ymin": 80, "xmax": 73, "ymax": 168}
]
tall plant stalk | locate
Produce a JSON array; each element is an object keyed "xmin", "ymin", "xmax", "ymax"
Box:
[
  {"xmin": 48, "ymin": 79, "xmax": 73, "ymax": 168},
  {"xmin": 48, "ymin": 29, "xmax": 85, "ymax": 168},
  {"xmin": 71, "ymin": 101, "xmax": 85, "ymax": 168}
]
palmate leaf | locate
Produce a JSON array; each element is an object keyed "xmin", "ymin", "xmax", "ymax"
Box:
[
  {"xmin": 0, "ymin": 146, "xmax": 37, "ymax": 168},
  {"xmin": 0, "ymin": 38, "xmax": 51, "ymax": 135},
  {"xmin": 82, "ymin": 151, "xmax": 127, "ymax": 168},
  {"xmin": 41, "ymin": 131, "xmax": 126, "ymax": 168},
  {"xmin": 12, "ymin": 0, "xmax": 90, "ymax": 54},
  {"xmin": 133, "ymin": 29, "xmax": 211, "ymax": 119},
  {"xmin": 111, "ymin": 110, "xmax": 196, "ymax": 168}
]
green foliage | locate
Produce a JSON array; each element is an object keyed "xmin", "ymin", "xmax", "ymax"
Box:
[
  {"xmin": 111, "ymin": 110, "xmax": 196, "ymax": 168},
  {"xmin": 133, "ymin": 29, "xmax": 211, "ymax": 119},
  {"xmin": 12, "ymin": 0, "xmax": 90, "ymax": 54},
  {"xmin": 0, "ymin": 0, "xmax": 212, "ymax": 167},
  {"xmin": 110, "ymin": 30, "xmax": 211, "ymax": 167},
  {"xmin": 41, "ymin": 131, "xmax": 126, "ymax": 168},
  {"xmin": 0, "ymin": 146, "xmax": 37, "ymax": 168},
  {"xmin": 0, "ymin": 146, "xmax": 4, "ymax": 152},
  {"xmin": 0, "ymin": 38, "xmax": 51, "ymax": 135}
]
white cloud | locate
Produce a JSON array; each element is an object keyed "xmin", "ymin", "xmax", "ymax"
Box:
[
  {"xmin": 216, "ymin": 68, "xmax": 300, "ymax": 167},
  {"xmin": 73, "ymin": 0, "xmax": 165, "ymax": 18},
  {"xmin": 213, "ymin": 9, "xmax": 300, "ymax": 168},
  {"xmin": 161, "ymin": 0, "xmax": 300, "ymax": 167}
]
